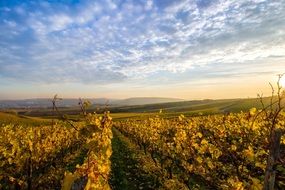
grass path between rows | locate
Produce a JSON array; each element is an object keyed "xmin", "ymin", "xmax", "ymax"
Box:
[
  {"xmin": 109, "ymin": 128, "xmax": 160, "ymax": 190},
  {"xmin": 109, "ymin": 128, "xmax": 189, "ymax": 190}
]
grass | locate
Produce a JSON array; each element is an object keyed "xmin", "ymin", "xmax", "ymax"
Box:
[
  {"xmin": 0, "ymin": 112, "xmax": 53, "ymax": 126},
  {"xmin": 109, "ymin": 128, "xmax": 190, "ymax": 190},
  {"xmin": 2, "ymin": 96, "xmax": 283, "ymax": 125},
  {"xmin": 110, "ymin": 128, "xmax": 160, "ymax": 190},
  {"xmin": 0, "ymin": 96, "xmax": 273, "ymax": 125},
  {"xmin": 10, "ymin": 96, "xmax": 280, "ymax": 119}
]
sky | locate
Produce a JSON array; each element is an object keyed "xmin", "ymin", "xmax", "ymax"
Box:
[{"xmin": 0, "ymin": 0, "xmax": 285, "ymax": 100}]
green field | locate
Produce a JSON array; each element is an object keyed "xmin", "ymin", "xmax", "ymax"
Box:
[
  {"xmin": 1, "ymin": 96, "xmax": 281, "ymax": 121},
  {"xmin": 0, "ymin": 112, "xmax": 52, "ymax": 126}
]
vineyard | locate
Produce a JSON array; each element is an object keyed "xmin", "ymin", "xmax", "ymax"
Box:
[
  {"xmin": 115, "ymin": 110, "xmax": 285, "ymax": 189},
  {"xmin": 0, "ymin": 111, "xmax": 113, "ymax": 189},
  {"xmin": 1, "ymin": 98, "xmax": 285, "ymax": 189}
]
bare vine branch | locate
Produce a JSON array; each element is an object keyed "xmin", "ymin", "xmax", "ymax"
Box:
[{"xmin": 52, "ymin": 95, "xmax": 79, "ymax": 131}]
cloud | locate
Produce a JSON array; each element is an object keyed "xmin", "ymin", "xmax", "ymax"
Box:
[{"xmin": 0, "ymin": 0, "xmax": 284, "ymax": 85}]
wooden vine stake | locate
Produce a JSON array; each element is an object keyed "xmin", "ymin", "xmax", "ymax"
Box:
[{"xmin": 263, "ymin": 73, "xmax": 284, "ymax": 190}]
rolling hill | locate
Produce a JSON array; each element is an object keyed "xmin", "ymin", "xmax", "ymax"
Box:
[
  {"xmin": 5, "ymin": 96, "xmax": 282, "ymax": 118},
  {"xmin": 0, "ymin": 97, "xmax": 184, "ymax": 108}
]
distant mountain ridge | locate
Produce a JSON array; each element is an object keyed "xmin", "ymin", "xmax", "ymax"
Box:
[
  {"xmin": 0, "ymin": 97, "xmax": 184, "ymax": 108},
  {"xmin": 111, "ymin": 97, "xmax": 184, "ymax": 106}
]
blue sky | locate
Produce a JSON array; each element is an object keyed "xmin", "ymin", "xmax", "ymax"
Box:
[{"xmin": 0, "ymin": 0, "xmax": 285, "ymax": 99}]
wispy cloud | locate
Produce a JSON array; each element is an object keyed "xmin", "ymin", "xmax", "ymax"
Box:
[{"xmin": 0, "ymin": 0, "xmax": 284, "ymax": 89}]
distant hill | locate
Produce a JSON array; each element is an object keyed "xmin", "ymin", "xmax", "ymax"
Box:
[
  {"xmin": 6, "ymin": 96, "xmax": 283, "ymax": 117},
  {"xmin": 0, "ymin": 99, "xmax": 80, "ymax": 108},
  {"xmin": 108, "ymin": 96, "xmax": 283, "ymax": 115},
  {"xmin": 0, "ymin": 98, "xmax": 110, "ymax": 108},
  {"xmin": 0, "ymin": 97, "xmax": 184, "ymax": 108},
  {"xmin": 110, "ymin": 97, "xmax": 184, "ymax": 106}
]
